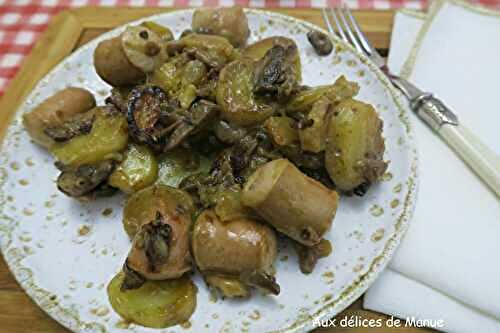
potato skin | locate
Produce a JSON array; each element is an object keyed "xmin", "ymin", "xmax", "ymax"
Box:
[
  {"xmin": 298, "ymin": 97, "xmax": 330, "ymax": 153},
  {"xmin": 93, "ymin": 36, "xmax": 145, "ymax": 86},
  {"xmin": 325, "ymin": 98, "xmax": 388, "ymax": 192},
  {"xmin": 192, "ymin": 210, "xmax": 277, "ymax": 275},
  {"xmin": 108, "ymin": 144, "xmax": 158, "ymax": 194},
  {"xmin": 242, "ymin": 159, "xmax": 338, "ymax": 246},
  {"xmin": 107, "ymin": 272, "xmax": 197, "ymax": 329},
  {"xmin": 22, "ymin": 87, "xmax": 96, "ymax": 148}
]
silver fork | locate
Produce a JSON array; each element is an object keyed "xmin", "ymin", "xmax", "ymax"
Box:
[{"xmin": 322, "ymin": 4, "xmax": 500, "ymax": 197}]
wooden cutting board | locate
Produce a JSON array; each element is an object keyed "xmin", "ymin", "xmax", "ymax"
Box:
[{"xmin": 0, "ymin": 7, "xmax": 433, "ymax": 333}]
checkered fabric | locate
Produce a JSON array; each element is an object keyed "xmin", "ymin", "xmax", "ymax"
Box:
[{"xmin": 0, "ymin": 0, "xmax": 499, "ymax": 96}]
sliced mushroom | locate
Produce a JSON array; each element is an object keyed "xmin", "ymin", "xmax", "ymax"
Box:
[
  {"xmin": 307, "ymin": 30, "xmax": 333, "ymax": 56},
  {"xmin": 56, "ymin": 159, "xmax": 116, "ymax": 199},
  {"xmin": 164, "ymin": 99, "xmax": 219, "ymax": 151},
  {"xmin": 294, "ymin": 238, "xmax": 333, "ymax": 274},
  {"xmin": 253, "ymin": 43, "xmax": 301, "ymax": 100},
  {"xmin": 242, "ymin": 158, "xmax": 339, "ymax": 246},
  {"xmin": 127, "ymin": 86, "xmax": 169, "ymax": 150},
  {"xmin": 216, "ymin": 58, "xmax": 275, "ymax": 127},
  {"xmin": 192, "ymin": 210, "xmax": 279, "ymax": 296},
  {"xmin": 192, "ymin": 7, "xmax": 250, "ymax": 48},
  {"xmin": 44, "ymin": 108, "xmax": 96, "ymax": 143}
]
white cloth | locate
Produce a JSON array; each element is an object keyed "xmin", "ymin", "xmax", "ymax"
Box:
[
  {"xmin": 364, "ymin": 1, "xmax": 500, "ymax": 332},
  {"xmin": 364, "ymin": 270, "xmax": 500, "ymax": 333}
]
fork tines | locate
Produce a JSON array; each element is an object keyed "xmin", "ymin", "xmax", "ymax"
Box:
[{"xmin": 321, "ymin": 4, "xmax": 376, "ymax": 57}]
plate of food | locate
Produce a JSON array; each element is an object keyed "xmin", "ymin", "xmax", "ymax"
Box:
[{"xmin": 0, "ymin": 7, "xmax": 418, "ymax": 333}]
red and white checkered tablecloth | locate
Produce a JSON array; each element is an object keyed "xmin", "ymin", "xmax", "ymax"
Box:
[{"xmin": 0, "ymin": 0, "xmax": 499, "ymax": 96}]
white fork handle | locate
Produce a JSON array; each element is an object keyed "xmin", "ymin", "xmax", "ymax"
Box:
[{"xmin": 439, "ymin": 123, "xmax": 500, "ymax": 197}]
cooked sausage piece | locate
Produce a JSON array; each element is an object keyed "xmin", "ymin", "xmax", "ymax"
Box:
[
  {"xmin": 122, "ymin": 185, "xmax": 194, "ymax": 287},
  {"xmin": 242, "ymin": 158, "xmax": 339, "ymax": 246},
  {"xmin": 23, "ymin": 87, "xmax": 96, "ymax": 148},
  {"xmin": 192, "ymin": 210, "xmax": 279, "ymax": 296},
  {"xmin": 94, "ymin": 37, "xmax": 146, "ymax": 86},
  {"xmin": 192, "ymin": 7, "xmax": 250, "ymax": 48}
]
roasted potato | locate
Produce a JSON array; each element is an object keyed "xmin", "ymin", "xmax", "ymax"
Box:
[
  {"xmin": 242, "ymin": 158, "xmax": 339, "ymax": 246},
  {"xmin": 298, "ymin": 97, "xmax": 332, "ymax": 153},
  {"xmin": 156, "ymin": 148, "xmax": 211, "ymax": 188},
  {"xmin": 108, "ymin": 272, "xmax": 197, "ymax": 328},
  {"xmin": 108, "ymin": 144, "xmax": 158, "ymax": 193},
  {"xmin": 216, "ymin": 59, "xmax": 275, "ymax": 126},
  {"xmin": 263, "ymin": 116, "xmax": 299, "ymax": 147},
  {"xmin": 213, "ymin": 189, "xmax": 257, "ymax": 222},
  {"xmin": 23, "ymin": 87, "xmax": 96, "ymax": 148},
  {"xmin": 287, "ymin": 75, "xmax": 359, "ymax": 113},
  {"xmin": 166, "ymin": 33, "xmax": 237, "ymax": 70},
  {"xmin": 51, "ymin": 107, "xmax": 128, "ymax": 167},
  {"xmin": 149, "ymin": 55, "xmax": 209, "ymax": 108},
  {"xmin": 192, "ymin": 7, "xmax": 250, "ymax": 48},
  {"xmin": 325, "ymin": 98, "xmax": 388, "ymax": 193}
]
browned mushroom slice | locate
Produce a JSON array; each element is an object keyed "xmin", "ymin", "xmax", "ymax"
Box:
[
  {"xmin": 121, "ymin": 259, "xmax": 146, "ymax": 291},
  {"xmin": 294, "ymin": 238, "xmax": 333, "ymax": 274},
  {"xmin": 307, "ymin": 30, "xmax": 333, "ymax": 56},
  {"xmin": 127, "ymin": 86, "xmax": 170, "ymax": 150},
  {"xmin": 56, "ymin": 159, "xmax": 116, "ymax": 199},
  {"xmin": 253, "ymin": 43, "xmax": 301, "ymax": 100},
  {"xmin": 242, "ymin": 158, "xmax": 339, "ymax": 246},
  {"xmin": 44, "ymin": 109, "xmax": 96, "ymax": 143},
  {"xmin": 164, "ymin": 99, "xmax": 219, "ymax": 151},
  {"xmin": 192, "ymin": 210, "xmax": 279, "ymax": 297}
]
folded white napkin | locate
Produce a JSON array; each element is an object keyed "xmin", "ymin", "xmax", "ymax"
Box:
[{"xmin": 364, "ymin": 1, "xmax": 500, "ymax": 331}]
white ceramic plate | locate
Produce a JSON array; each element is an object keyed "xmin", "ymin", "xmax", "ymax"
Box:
[{"xmin": 0, "ymin": 9, "xmax": 418, "ymax": 333}]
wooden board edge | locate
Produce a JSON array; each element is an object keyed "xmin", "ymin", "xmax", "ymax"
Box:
[{"xmin": 68, "ymin": 7, "xmax": 395, "ymax": 32}]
